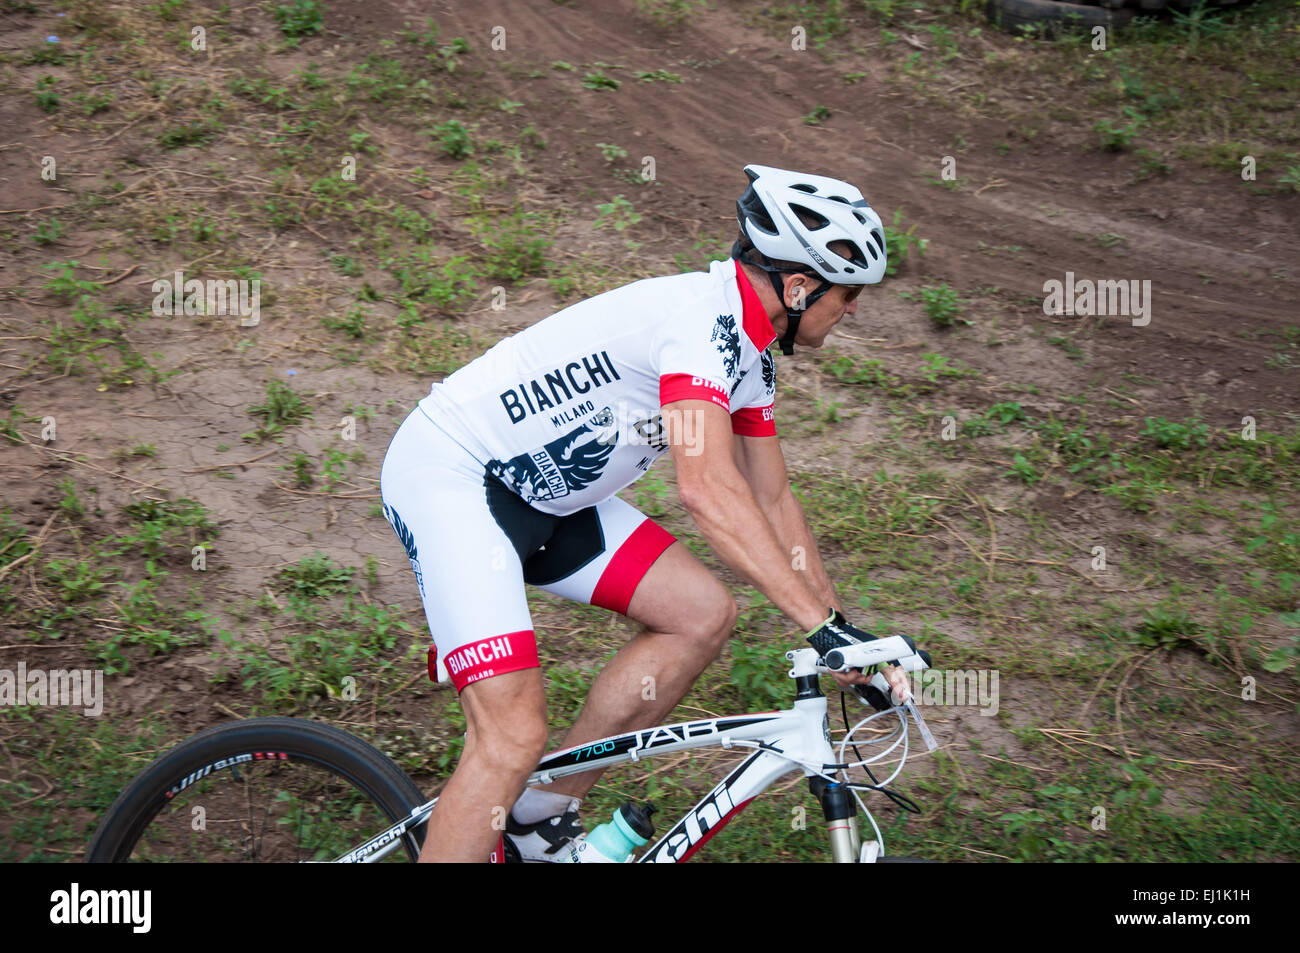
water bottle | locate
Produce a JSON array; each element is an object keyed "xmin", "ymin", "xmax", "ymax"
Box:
[{"xmin": 564, "ymin": 802, "xmax": 656, "ymax": 863}]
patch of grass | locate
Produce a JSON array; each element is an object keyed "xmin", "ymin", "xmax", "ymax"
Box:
[
  {"xmin": 56, "ymin": 478, "xmax": 86, "ymax": 520},
  {"xmin": 429, "ymin": 119, "xmax": 473, "ymax": 159},
  {"xmin": 919, "ymin": 352, "xmax": 978, "ymax": 385},
  {"xmin": 635, "ymin": 0, "xmax": 706, "ymax": 25},
  {"xmin": 32, "ymin": 219, "xmax": 63, "ymax": 247},
  {"xmin": 34, "ymin": 76, "xmax": 60, "ymax": 113},
  {"xmin": 635, "ymin": 69, "xmax": 683, "ymax": 83},
  {"xmin": 287, "ymin": 453, "xmax": 314, "ymax": 488},
  {"xmin": 0, "ymin": 712, "xmax": 177, "ymax": 862},
  {"xmin": 1099, "ymin": 478, "xmax": 1171, "ymax": 513},
  {"xmin": 318, "ymin": 446, "xmax": 365, "ymax": 492},
  {"xmin": 727, "ymin": 637, "xmax": 791, "ymax": 710},
  {"xmin": 582, "ymin": 71, "xmax": 621, "ymax": 91},
  {"xmin": 597, "ymin": 142, "xmax": 628, "ymax": 162},
  {"xmin": 215, "ymin": 579, "xmax": 413, "ymax": 706},
  {"xmin": 823, "ymin": 352, "xmax": 913, "ymax": 397},
  {"xmin": 884, "ymin": 210, "xmax": 929, "ymax": 276},
  {"xmin": 1, "ymin": 406, "xmax": 30, "ymax": 445},
  {"xmin": 277, "ymin": 550, "xmax": 353, "ymax": 597},
  {"xmin": 244, "ymin": 379, "xmax": 313, "ymax": 441},
  {"xmin": 157, "ymin": 120, "xmax": 217, "ymax": 151},
  {"xmin": 116, "ymin": 497, "xmax": 220, "ymax": 560},
  {"xmin": 593, "ymin": 195, "xmax": 641, "ymax": 231},
  {"xmin": 274, "ymin": 0, "xmax": 324, "ymax": 44},
  {"xmin": 1139, "ymin": 416, "xmax": 1208, "ymax": 451},
  {"xmin": 1007, "ymin": 453, "xmax": 1042, "ymax": 485},
  {"xmin": 962, "ymin": 401, "xmax": 1028, "ymax": 437},
  {"xmin": 802, "ymin": 105, "xmax": 832, "ymax": 125},
  {"xmin": 904, "ymin": 283, "xmax": 968, "ymax": 327},
  {"xmin": 322, "ymin": 304, "xmax": 369, "ymax": 339},
  {"xmin": 470, "ymin": 207, "xmax": 554, "ymax": 280},
  {"xmin": 1094, "ymin": 109, "xmax": 1145, "ymax": 152}
]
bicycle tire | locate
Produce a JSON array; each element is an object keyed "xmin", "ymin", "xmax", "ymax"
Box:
[
  {"xmin": 985, "ymin": 0, "xmax": 1134, "ymax": 34},
  {"xmin": 86, "ymin": 717, "xmax": 428, "ymax": 863}
]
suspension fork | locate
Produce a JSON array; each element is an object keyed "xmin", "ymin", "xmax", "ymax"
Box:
[{"xmin": 810, "ymin": 776, "xmax": 861, "ymax": 862}]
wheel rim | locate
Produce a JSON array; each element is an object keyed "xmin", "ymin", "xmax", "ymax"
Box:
[{"xmin": 106, "ymin": 751, "xmax": 422, "ymax": 862}]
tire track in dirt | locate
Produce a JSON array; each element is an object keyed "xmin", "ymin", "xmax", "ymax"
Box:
[{"xmin": 418, "ymin": 0, "xmax": 1297, "ymax": 412}]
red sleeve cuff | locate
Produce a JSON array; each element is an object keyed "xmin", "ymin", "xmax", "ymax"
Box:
[
  {"xmin": 659, "ymin": 373, "xmax": 730, "ymax": 411},
  {"xmin": 731, "ymin": 404, "xmax": 776, "ymax": 437}
]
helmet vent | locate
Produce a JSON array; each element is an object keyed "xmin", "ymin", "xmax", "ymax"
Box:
[
  {"xmin": 789, "ymin": 203, "xmax": 829, "ymax": 230},
  {"xmin": 790, "ymin": 183, "xmax": 817, "ymax": 193},
  {"xmin": 829, "ymin": 239, "xmax": 869, "ymax": 268}
]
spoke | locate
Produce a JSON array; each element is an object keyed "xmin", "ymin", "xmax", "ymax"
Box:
[
  {"xmin": 296, "ymin": 773, "xmax": 305, "ymax": 863},
  {"xmin": 254, "ymin": 764, "xmax": 276, "ymax": 859}
]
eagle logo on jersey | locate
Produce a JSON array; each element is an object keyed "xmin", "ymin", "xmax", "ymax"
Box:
[
  {"xmin": 760, "ymin": 347, "xmax": 775, "ymax": 393},
  {"xmin": 488, "ymin": 408, "xmax": 618, "ymax": 503},
  {"xmin": 711, "ymin": 314, "xmax": 741, "ymax": 382},
  {"xmin": 382, "ymin": 503, "xmax": 424, "ymax": 597}
]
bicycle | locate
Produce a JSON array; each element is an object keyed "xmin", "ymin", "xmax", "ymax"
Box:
[{"xmin": 86, "ymin": 636, "xmax": 939, "ymax": 863}]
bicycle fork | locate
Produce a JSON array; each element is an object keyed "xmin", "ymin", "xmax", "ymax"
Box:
[{"xmin": 810, "ymin": 776, "xmax": 861, "ymax": 863}]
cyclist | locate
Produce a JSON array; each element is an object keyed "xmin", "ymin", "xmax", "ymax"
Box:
[{"xmin": 380, "ymin": 164, "xmax": 914, "ymax": 862}]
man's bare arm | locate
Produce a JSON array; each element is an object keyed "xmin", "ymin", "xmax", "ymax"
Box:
[
  {"xmin": 665, "ymin": 399, "xmax": 828, "ymax": 632},
  {"xmin": 732, "ymin": 431, "xmax": 842, "ymax": 613},
  {"xmin": 732, "ymin": 428, "xmax": 909, "ymax": 699}
]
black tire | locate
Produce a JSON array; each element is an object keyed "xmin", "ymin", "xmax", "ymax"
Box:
[
  {"xmin": 86, "ymin": 717, "xmax": 428, "ymax": 862},
  {"xmin": 985, "ymin": 0, "xmax": 1135, "ymax": 33}
]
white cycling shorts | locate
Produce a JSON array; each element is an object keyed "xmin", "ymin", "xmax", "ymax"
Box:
[{"xmin": 379, "ymin": 407, "xmax": 676, "ymax": 692}]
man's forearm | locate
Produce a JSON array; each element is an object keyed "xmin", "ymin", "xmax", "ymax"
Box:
[
  {"xmin": 681, "ymin": 481, "xmax": 830, "ymax": 632},
  {"xmin": 766, "ymin": 489, "xmax": 842, "ymax": 616}
]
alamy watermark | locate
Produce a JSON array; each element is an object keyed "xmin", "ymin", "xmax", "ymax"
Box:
[
  {"xmin": 901, "ymin": 667, "xmax": 1000, "ymax": 716},
  {"xmin": 0, "ymin": 662, "xmax": 103, "ymax": 716},
  {"xmin": 50, "ymin": 883, "xmax": 150, "ymax": 933},
  {"xmin": 1043, "ymin": 271, "xmax": 1151, "ymax": 326},
  {"xmin": 152, "ymin": 269, "xmax": 261, "ymax": 326}
]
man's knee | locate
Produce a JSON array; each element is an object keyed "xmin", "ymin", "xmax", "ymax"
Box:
[
  {"xmin": 691, "ymin": 587, "xmax": 737, "ymax": 655},
  {"xmin": 460, "ymin": 672, "xmax": 548, "ymax": 774},
  {"xmin": 465, "ymin": 712, "xmax": 547, "ymax": 775}
]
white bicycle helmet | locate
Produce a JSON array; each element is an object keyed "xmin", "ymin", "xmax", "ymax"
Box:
[{"xmin": 733, "ymin": 164, "xmax": 887, "ymax": 354}]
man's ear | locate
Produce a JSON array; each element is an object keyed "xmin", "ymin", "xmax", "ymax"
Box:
[{"xmin": 784, "ymin": 273, "xmax": 809, "ymax": 311}]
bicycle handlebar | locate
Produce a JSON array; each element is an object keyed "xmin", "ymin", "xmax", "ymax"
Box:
[{"xmin": 821, "ymin": 637, "xmax": 923, "ymax": 673}]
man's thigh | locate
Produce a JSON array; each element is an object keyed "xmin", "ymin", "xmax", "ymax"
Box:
[
  {"xmin": 623, "ymin": 541, "xmax": 735, "ymax": 637},
  {"xmin": 533, "ymin": 494, "xmax": 731, "ymax": 637}
]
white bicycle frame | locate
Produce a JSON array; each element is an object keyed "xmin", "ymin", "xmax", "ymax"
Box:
[{"xmin": 338, "ymin": 638, "xmax": 935, "ymax": 864}]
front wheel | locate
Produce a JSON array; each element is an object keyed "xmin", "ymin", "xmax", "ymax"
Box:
[{"xmin": 86, "ymin": 717, "xmax": 428, "ymax": 862}]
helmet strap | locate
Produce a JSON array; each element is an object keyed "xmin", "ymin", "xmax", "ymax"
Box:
[{"xmin": 733, "ymin": 241, "xmax": 834, "ymax": 356}]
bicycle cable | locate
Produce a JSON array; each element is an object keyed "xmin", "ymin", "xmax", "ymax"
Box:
[{"xmin": 840, "ymin": 691, "xmax": 923, "ymax": 816}]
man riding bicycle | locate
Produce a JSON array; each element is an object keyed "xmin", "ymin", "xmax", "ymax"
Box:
[{"xmin": 380, "ymin": 164, "xmax": 917, "ymax": 862}]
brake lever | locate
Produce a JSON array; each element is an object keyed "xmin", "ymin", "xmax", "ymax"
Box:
[{"xmin": 847, "ymin": 670, "xmax": 939, "ymax": 753}]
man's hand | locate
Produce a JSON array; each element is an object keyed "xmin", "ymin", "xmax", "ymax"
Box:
[
  {"xmin": 831, "ymin": 664, "xmax": 910, "ymax": 704},
  {"xmin": 808, "ymin": 610, "xmax": 915, "ymax": 706}
]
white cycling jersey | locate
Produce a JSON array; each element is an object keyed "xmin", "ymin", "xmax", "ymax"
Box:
[{"xmin": 417, "ymin": 257, "xmax": 779, "ymax": 515}]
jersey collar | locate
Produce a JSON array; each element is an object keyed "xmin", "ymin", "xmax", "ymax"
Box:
[{"xmin": 732, "ymin": 259, "xmax": 778, "ymax": 352}]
